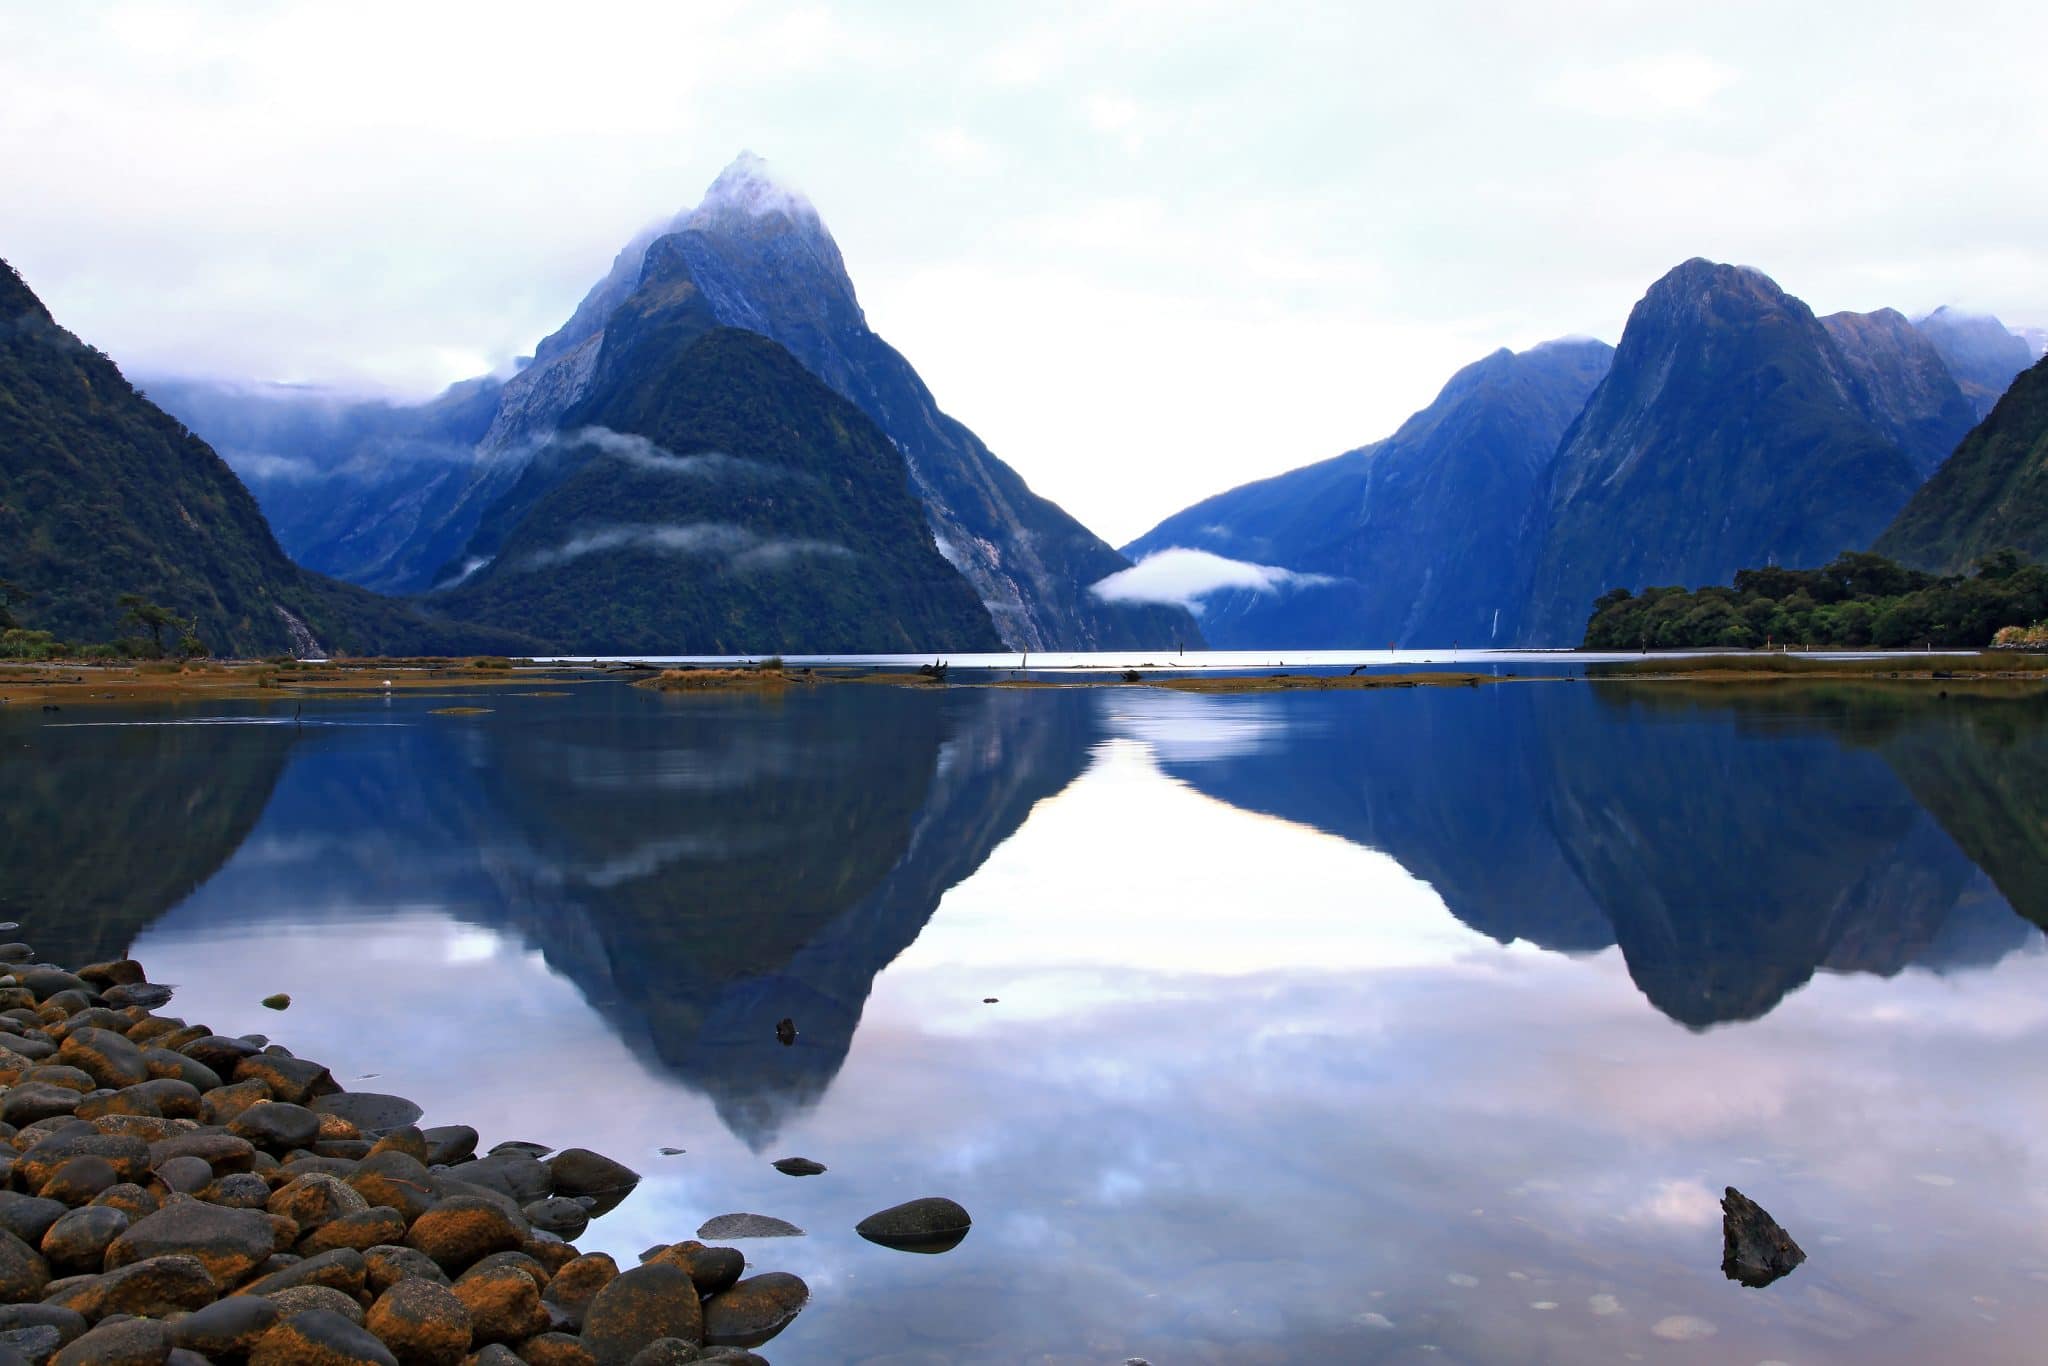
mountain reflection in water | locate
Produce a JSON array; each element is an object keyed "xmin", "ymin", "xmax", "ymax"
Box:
[{"xmin": 5, "ymin": 679, "xmax": 2047, "ymax": 1364}]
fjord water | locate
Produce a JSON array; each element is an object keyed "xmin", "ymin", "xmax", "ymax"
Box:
[{"xmin": 4, "ymin": 681, "xmax": 2047, "ymax": 1364}]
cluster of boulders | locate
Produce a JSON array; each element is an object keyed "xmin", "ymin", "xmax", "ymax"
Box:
[{"xmin": 0, "ymin": 945, "xmax": 808, "ymax": 1365}]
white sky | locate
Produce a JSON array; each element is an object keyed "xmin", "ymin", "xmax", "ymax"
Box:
[{"xmin": 4, "ymin": 1, "xmax": 2045, "ymax": 545}]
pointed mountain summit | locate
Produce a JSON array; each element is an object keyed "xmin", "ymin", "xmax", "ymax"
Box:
[
  {"xmin": 1125, "ymin": 338, "xmax": 1613, "ymax": 646},
  {"xmin": 636, "ymin": 152, "xmax": 1197, "ymax": 651},
  {"xmin": 1521, "ymin": 259, "xmax": 1923, "ymax": 641},
  {"xmin": 1915, "ymin": 306, "xmax": 2035, "ymax": 418}
]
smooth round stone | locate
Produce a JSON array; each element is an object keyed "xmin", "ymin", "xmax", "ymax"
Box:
[
  {"xmin": 854, "ymin": 1197, "xmax": 972, "ymax": 1252},
  {"xmin": 522, "ymin": 1197, "xmax": 589, "ymax": 1241},
  {"xmin": 172, "ymin": 1296, "xmax": 281, "ymax": 1359},
  {"xmin": 362, "ymin": 1244, "xmax": 450, "ymax": 1295},
  {"xmin": 268, "ymin": 1173, "xmax": 370, "ymax": 1233},
  {"xmin": 228, "ymin": 1102, "xmax": 322, "ymax": 1152},
  {"xmin": 0, "ymin": 1193, "xmax": 68, "ymax": 1245},
  {"xmin": 153, "ymin": 1155, "xmax": 213, "ymax": 1194},
  {"xmin": 307, "ymin": 1093, "xmax": 422, "ymax": 1136},
  {"xmin": 694, "ymin": 1213, "xmax": 804, "ymax": 1240},
  {"xmin": 101, "ymin": 984, "xmax": 174, "ymax": 1011},
  {"xmin": 249, "ymin": 1309, "xmax": 399, "ymax": 1366},
  {"xmin": 0, "ymin": 1303, "xmax": 88, "ymax": 1348},
  {"xmin": 771, "ymin": 1157, "xmax": 825, "ymax": 1177},
  {"xmin": 626, "ymin": 1341, "xmax": 701, "ymax": 1366},
  {"xmin": 39, "ymin": 1205, "xmax": 129, "ymax": 1276},
  {"xmin": 579, "ymin": 1264, "xmax": 703, "ymax": 1365},
  {"xmin": 49, "ymin": 1315, "xmax": 174, "ymax": 1366},
  {"xmin": 39, "ymin": 1154, "xmax": 122, "ymax": 1205},
  {"xmin": 419, "ymin": 1126, "xmax": 477, "ymax": 1166},
  {"xmin": 267, "ymin": 1284, "xmax": 368, "ymax": 1325},
  {"xmin": 404, "ymin": 1197, "xmax": 525, "ymax": 1273},
  {"xmin": 199, "ymin": 1173, "xmax": 273, "ymax": 1209},
  {"xmin": 701, "ymin": 1272, "xmax": 810, "ymax": 1348},
  {"xmin": 57, "ymin": 1029, "xmax": 149, "ymax": 1090},
  {"xmin": 299, "ymin": 1206, "xmax": 409, "ymax": 1256},
  {"xmin": 348, "ymin": 1152, "xmax": 437, "ymax": 1223},
  {"xmin": 459, "ymin": 1153, "xmax": 553, "ymax": 1204},
  {"xmin": 520, "ymin": 1331, "xmax": 596, "ymax": 1366},
  {"xmin": 645, "ymin": 1243, "xmax": 743, "ymax": 1297},
  {"xmin": 450, "ymin": 1260, "xmax": 549, "ymax": 1345},
  {"xmin": 105, "ymin": 1198, "xmax": 281, "ymax": 1289},
  {"xmin": 366, "ymin": 1277, "xmax": 470, "ymax": 1366},
  {"xmin": 239, "ymin": 1247, "xmax": 370, "ymax": 1301},
  {"xmin": 0, "ymin": 1322, "xmax": 65, "ymax": 1364},
  {"xmin": 49, "ymin": 1253, "xmax": 217, "ymax": 1320},
  {"xmin": 544, "ymin": 1148, "xmax": 640, "ymax": 1205},
  {"xmin": 0, "ymin": 1229, "xmax": 51, "ymax": 1303},
  {"xmin": 541, "ymin": 1253, "xmax": 617, "ymax": 1329},
  {"xmin": 0, "ymin": 1083, "xmax": 79, "ymax": 1127}
]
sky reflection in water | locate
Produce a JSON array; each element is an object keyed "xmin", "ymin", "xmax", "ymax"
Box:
[{"xmin": 3, "ymin": 681, "xmax": 2047, "ymax": 1364}]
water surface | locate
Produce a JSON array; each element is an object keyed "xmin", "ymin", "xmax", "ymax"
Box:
[{"xmin": 3, "ymin": 679, "xmax": 2046, "ymax": 1364}]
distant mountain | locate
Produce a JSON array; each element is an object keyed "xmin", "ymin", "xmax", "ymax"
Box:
[
  {"xmin": 432, "ymin": 256, "xmax": 1002, "ymax": 653},
  {"xmin": 143, "ymin": 374, "xmax": 503, "ymax": 589},
  {"xmin": 0, "ymin": 259, "xmax": 531, "ymax": 657},
  {"xmin": 1915, "ymin": 306, "xmax": 2035, "ymax": 418},
  {"xmin": 159, "ymin": 154, "xmax": 1196, "ymax": 651},
  {"xmin": 1521, "ymin": 260, "xmax": 1924, "ymax": 642},
  {"xmin": 2020, "ymin": 327, "xmax": 2048, "ymax": 362},
  {"xmin": 1819, "ymin": 308, "xmax": 1979, "ymax": 474},
  {"xmin": 1124, "ymin": 340, "xmax": 1611, "ymax": 646},
  {"xmin": 1875, "ymin": 354, "xmax": 2048, "ymax": 572}
]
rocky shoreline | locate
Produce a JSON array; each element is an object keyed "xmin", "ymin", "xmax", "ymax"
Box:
[{"xmin": 0, "ymin": 943, "xmax": 809, "ymax": 1365}]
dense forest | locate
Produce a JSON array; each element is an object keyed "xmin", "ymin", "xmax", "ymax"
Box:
[{"xmin": 1581, "ymin": 550, "xmax": 2048, "ymax": 650}]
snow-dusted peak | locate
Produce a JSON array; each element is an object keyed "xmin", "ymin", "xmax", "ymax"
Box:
[{"xmin": 686, "ymin": 151, "xmax": 821, "ymax": 231}]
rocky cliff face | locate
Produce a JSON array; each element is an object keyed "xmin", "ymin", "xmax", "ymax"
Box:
[
  {"xmin": 1820, "ymin": 307, "xmax": 1979, "ymax": 475},
  {"xmin": 1521, "ymin": 260, "xmax": 1923, "ymax": 642},
  {"xmin": 1125, "ymin": 339, "xmax": 1612, "ymax": 646}
]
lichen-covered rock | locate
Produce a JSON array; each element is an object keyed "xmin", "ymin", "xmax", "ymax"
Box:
[
  {"xmin": 267, "ymin": 1283, "xmax": 368, "ymax": 1325},
  {"xmin": 249, "ymin": 1308, "xmax": 400, "ymax": 1366},
  {"xmin": 451, "ymin": 1260, "xmax": 550, "ymax": 1345},
  {"xmin": 300, "ymin": 1206, "xmax": 409, "ymax": 1256},
  {"xmin": 348, "ymin": 1153, "xmax": 437, "ymax": 1224},
  {"xmin": 16, "ymin": 1131, "xmax": 150, "ymax": 1189},
  {"xmin": 49, "ymin": 1253, "xmax": 217, "ymax": 1320},
  {"xmin": 403, "ymin": 1198, "xmax": 524, "ymax": 1274},
  {"xmin": 229, "ymin": 1103, "xmax": 323, "ymax": 1153},
  {"xmin": 235, "ymin": 1247, "xmax": 369, "ymax": 1301},
  {"xmin": 364, "ymin": 1277, "xmax": 471, "ymax": 1366},
  {"xmin": 540, "ymin": 1252, "xmax": 617, "ymax": 1330},
  {"xmin": 39, "ymin": 1205, "xmax": 128, "ymax": 1276},
  {"xmin": 106, "ymin": 1198, "xmax": 281, "ymax": 1289},
  {"xmin": 700, "ymin": 1272, "xmax": 809, "ymax": 1348},
  {"xmin": 269, "ymin": 1174, "xmax": 371, "ymax": 1234},
  {"xmin": 363, "ymin": 1244, "xmax": 450, "ymax": 1296},
  {"xmin": 57, "ymin": 1028, "xmax": 150, "ymax": 1090},
  {"xmin": 520, "ymin": 1330, "xmax": 598, "ymax": 1366},
  {"xmin": 234, "ymin": 1055, "xmax": 339, "ymax": 1108},
  {"xmin": 579, "ymin": 1264, "xmax": 703, "ymax": 1365},
  {"xmin": 0, "ymin": 1194, "xmax": 67, "ymax": 1246},
  {"xmin": 644, "ymin": 1242, "xmax": 743, "ymax": 1297}
]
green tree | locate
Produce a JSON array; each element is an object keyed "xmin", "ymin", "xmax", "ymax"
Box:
[
  {"xmin": 0, "ymin": 579, "xmax": 27, "ymax": 631},
  {"xmin": 118, "ymin": 593, "xmax": 177, "ymax": 658}
]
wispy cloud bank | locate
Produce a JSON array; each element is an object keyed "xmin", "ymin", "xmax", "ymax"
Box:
[
  {"xmin": 1088, "ymin": 547, "xmax": 1335, "ymax": 614},
  {"xmin": 520, "ymin": 521, "xmax": 853, "ymax": 573},
  {"xmin": 561, "ymin": 426, "xmax": 779, "ymax": 480}
]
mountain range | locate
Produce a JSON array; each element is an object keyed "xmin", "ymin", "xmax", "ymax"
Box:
[
  {"xmin": 1128, "ymin": 258, "xmax": 2044, "ymax": 645},
  {"xmin": 150, "ymin": 154, "xmax": 1198, "ymax": 654}
]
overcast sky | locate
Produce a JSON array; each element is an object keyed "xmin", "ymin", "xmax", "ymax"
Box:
[{"xmin": 5, "ymin": 1, "xmax": 2045, "ymax": 544}]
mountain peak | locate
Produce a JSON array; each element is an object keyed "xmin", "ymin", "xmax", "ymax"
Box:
[{"xmin": 687, "ymin": 151, "xmax": 822, "ymax": 232}]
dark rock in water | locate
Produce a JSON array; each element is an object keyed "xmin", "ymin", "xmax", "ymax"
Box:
[
  {"xmin": 771, "ymin": 1157, "xmax": 825, "ymax": 1177},
  {"xmin": 774, "ymin": 1018, "xmax": 796, "ymax": 1046},
  {"xmin": 700, "ymin": 1271, "xmax": 810, "ymax": 1348},
  {"xmin": 261, "ymin": 994, "xmax": 291, "ymax": 1011},
  {"xmin": 545, "ymin": 1148, "xmax": 640, "ymax": 1215},
  {"xmin": 854, "ymin": 1196, "xmax": 972, "ymax": 1253},
  {"xmin": 307, "ymin": 1092, "xmax": 423, "ymax": 1136},
  {"xmin": 696, "ymin": 1213, "xmax": 804, "ymax": 1240},
  {"xmin": 541, "ymin": 1252, "xmax": 618, "ymax": 1329},
  {"xmin": 461, "ymin": 1152, "xmax": 554, "ymax": 1204},
  {"xmin": 657, "ymin": 1147, "xmax": 686, "ymax": 1157},
  {"xmin": 404, "ymin": 1197, "xmax": 525, "ymax": 1273},
  {"xmin": 580, "ymin": 1263, "xmax": 703, "ymax": 1364},
  {"xmin": 420, "ymin": 1125, "xmax": 479, "ymax": 1166},
  {"xmin": 1722, "ymin": 1186, "xmax": 1806, "ymax": 1288},
  {"xmin": 103, "ymin": 984, "xmax": 174, "ymax": 1010},
  {"xmin": 645, "ymin": 1241, "xmax": 743, "ymax": 1296},
  {"xmin": 522, "ymin": 1197, "xmax": 590, "ymax": 1241},
  {"xmin": 489, "ymin": 1140, "xmax": 553, "ymax": 1159},
  {"xmin": 248, "ymin": 1308, "xmax": 398, "ymax": 1366}
]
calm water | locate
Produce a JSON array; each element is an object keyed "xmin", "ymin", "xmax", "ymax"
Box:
[{"xmin": 4, "ymin": 679, "xmax": 2047, "ymax": 1364}]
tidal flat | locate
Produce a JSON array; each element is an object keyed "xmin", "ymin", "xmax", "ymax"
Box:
[{"xmin": 5, "ymin": 676, "xmax": 2048, "ymax": 1363}]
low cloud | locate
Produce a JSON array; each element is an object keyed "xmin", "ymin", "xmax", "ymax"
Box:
[
  {"xmin": 223, "ymin": 449, "xmax": 320, "ymax": 482},
  {"xmin": 561, "ymin": 426, "xmax": 778, "ymax": 480},
  {"xmin": 520, "ymin": 521, "xmax": 853, "ymax": 573},
  {"xmin": 1089, "ymin": 547, "xmax": 1335, "ymax": 614}
]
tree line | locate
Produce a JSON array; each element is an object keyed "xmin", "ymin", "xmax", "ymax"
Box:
[{"xmin": 1582, "ymin": 550, "xmax": 2048, "ymax": 650}]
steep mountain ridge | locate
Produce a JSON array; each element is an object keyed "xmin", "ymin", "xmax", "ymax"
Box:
[
  {"xmin": 1125, "ymin": 339, "xmax": 1612, "ymax": 645},
  {"xmin": 1819, "ymin": 307, "xmax": 1979, "ymax": 474},
  {"xmin": 0, "ymin": 259, "xmax": 531, "ymax": 656},
  {"xmin": 1916, "ymin": 306, "xmax": 2035, "ymax": 418},
  {"xmin": 1521, "ymin": 259, "xmax": 1924, "ymax": 641},
  {"xmin": 1875, "ymin": 354, "xmax": 2048, "ymax": 572}
]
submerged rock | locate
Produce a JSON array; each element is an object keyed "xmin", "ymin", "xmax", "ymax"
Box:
[
  {"xmin": 854, "ymin": 1196, "xmax": 971, "ymax": 1253},
  {"xmin": 1721, "ymin": 1186, "xmax": 1805, "ymax": 1287},
  {"xmin": 696, "ymin": 1213, "xmax": 804, "ymax": 1239}
]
